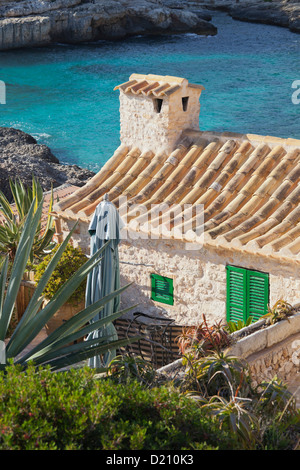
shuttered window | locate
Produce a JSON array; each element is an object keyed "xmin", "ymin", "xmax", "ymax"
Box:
[
  {"xmin": 226, "ymin": 265, "xmax": 269, "ymax": 324},
  {"xmin": 226, "ymin": 266, "xmax": 247, "ymax": 324},
  {"xmin": 150, "ymin": 274, "xmax": 174, "ymax": 305}
]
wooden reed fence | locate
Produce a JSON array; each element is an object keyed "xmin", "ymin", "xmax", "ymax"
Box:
[
  {"xmin": 15, "ymin": 279, "xmax": 184, "ymax": 369},
  {"xmin": 114, "ymin": 312, "xmax": 184, "ymax": 369}
]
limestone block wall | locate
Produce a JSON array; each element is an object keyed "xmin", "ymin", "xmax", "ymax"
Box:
[
  {"xmin": 228, "ymin": 313, "xmax": 300, "ymax": 387},
  {"xmin": 119, "ymin": 92, "xmax": 171, "ymax": 154},
  {"xmin": 113, "ymin": 235, "xmax": 300, "ymax": 326},
  {"xmin": 60, "ymin": 219, "xmax": 300, "ymax": 327},
  {"xmin": 60, "ymin": 218, "xmax": 90, "ymax": 253},
  {"xmin": 119, "ymin": 85, "xmax": 201, "ymax": 154},
  {"xmin": 249, "ymin": 336, "xmax": 300, "ymax": 388},
  {"xmin": 167, "ymin": 87, "xmax": 201, "ymax": 149}
]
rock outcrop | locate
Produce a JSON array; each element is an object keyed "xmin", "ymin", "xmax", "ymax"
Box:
[
  {"xmin": 229, "ymin": 1, "xmax": 300, "ymax": 34},
  {"xmin": 165, "ymin": 0, "xmax": 300, "ymax": 34},
  {"xmin": 0, "ymin": 0, "xmax": 217, "ymax": 51},
  {"xmin": 0, "ymin": 127, "xmax": 95, "ymax": 202}
]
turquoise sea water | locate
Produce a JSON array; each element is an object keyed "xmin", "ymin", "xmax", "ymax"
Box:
[{"xmin": 0, "ymin": 12, "xmax": 299, "ymax": 171}]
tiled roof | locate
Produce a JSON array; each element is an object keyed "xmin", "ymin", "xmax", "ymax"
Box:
[
  {"xmin": 53, "ymin": 132, "xmax": 300, "ymax": 263},
  {"xmin": 114, "ymin": 73, "xmax": 204, "ymax": 97}
]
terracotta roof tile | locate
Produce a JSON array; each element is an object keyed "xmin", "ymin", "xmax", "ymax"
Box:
[
  {"xmin": 53, "ymin": 132, "xmax": 300, "ymax": 263},
  {"xmin": 113, "ymin": 73, "xmax": 204, "ymax": 98}
]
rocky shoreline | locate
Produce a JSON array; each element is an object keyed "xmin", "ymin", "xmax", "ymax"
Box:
[
  {"xmin": 0, "ymin": 127, "xmax": 95, "ymax": 202},
  {"xmin": 165, "ymin": 0, "xmax": 300, "ymax": 34},
  {"xmin": 0, "ymin": 0, "xmax": 217, "ymax": 51},
  {"xmin": 227, "ymin": 1, "xmax": 300, "ymax": 34},
  {"xmin": 0, "ymin": 1, "xmax": 298, "ymax": 52}
]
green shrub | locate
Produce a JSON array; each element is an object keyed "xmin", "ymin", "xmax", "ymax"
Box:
[
  {"xmin": 34, "ymin": 243, "xmax": 88, "ymax": 305},
  {"xmin": 0, "ymin": 363, "xmax": 239, "ymax": 450}
]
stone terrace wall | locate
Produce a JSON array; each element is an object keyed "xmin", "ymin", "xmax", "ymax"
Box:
[
  {"xmin": 248, "ymin": 334, "xmax": 299, "ymax": 388},
  {"xmin": 158, "ymin": 312, "xmax": 300, "ymax": 402},
  {"xmin": 229, "ymin": 312, "xmax": 300, "ymax": 387}
]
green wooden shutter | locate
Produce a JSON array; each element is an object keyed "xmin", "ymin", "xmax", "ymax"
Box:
[
  {"xmin": 227, "ymin": 266, "xmax": 269, "ymax": 323},
  {"xmin": 247, "ymin": 269, "xmax": 269, "ymax": 322},
  {"xmin": 226, "ymin": 266, "xmax": 247, "ymax": 323},
  {"xmin": 150, "ymin": 274, "xmax": 174, "ymax": 305}
]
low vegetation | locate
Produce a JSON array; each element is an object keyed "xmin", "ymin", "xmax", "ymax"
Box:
[
  {"xmin": 174, "ymin": 313, "xmax": 300, "ymax": 450},
  {"xmin": 0, "ymin": 347, "xmax": 298, "ymax": 450},
  {"xmin": 0, "ymin": 363, "xmax": 237, "ymax": 450},
  {"xmin": 263, "ymin": 299, "xmax": 295, "ymax": 325}
]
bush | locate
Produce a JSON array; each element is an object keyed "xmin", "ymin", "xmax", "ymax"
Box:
[
  {"xmin": 0, "ymin": 363, "xmax": 239, "ymax": 450},
  {"xmin": 34, "ymin": 243, "xmax": 88, "ymax": 305}
]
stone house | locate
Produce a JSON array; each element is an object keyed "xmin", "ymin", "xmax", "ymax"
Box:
[{"xmin": 52, "ymin": 73, "xmax": 300, "ymax": 327}]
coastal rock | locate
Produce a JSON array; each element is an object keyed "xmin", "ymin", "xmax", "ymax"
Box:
[
  {"xmin": 0, "ymin": 127, "xmax": 95, "ymax": 202},
  {"xmin": 165, "ymin": 0, "xmax": 300, "ymax": 34},
  {"xmin": 229, "ymin": 1, "xmax": 300, "ymax": 34},
  {"xmin": 0, "ymin": 0, "xmax": 217, "ymax": 50}
]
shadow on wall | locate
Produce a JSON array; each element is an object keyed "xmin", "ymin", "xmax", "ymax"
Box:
[
  {"xmin": 115, "ymin": 272, "xmax": 183, "ymax": 368},
  {"xmin": 119, "ymin": 272, "xmax": 172, "ymax": 323}
]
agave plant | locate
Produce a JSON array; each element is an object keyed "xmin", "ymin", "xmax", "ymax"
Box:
[
  {"xmin": 0, "ymin": 176, "xmax": 55, "ymax": 262},
  {"xmin": 183, "ymin": 349, "xmax": 251, "ymax": 400},
  {"xmin": 107, "ymin": 354, "xmax": 156, "ymax": 386},
  {"xmin": 201, "ymin": 394, "xmax": 258, "ymax": 450},
  {"xmin": 0, "ymin": 198, "xmax": 138, "ymax": 372},
  {"xmin": 263, "ymin": 300, "xmax": 295, "ymax": 325},
  {"xmin": 254, "ymin": 376, "xmax": 297, "ymax": 417}
]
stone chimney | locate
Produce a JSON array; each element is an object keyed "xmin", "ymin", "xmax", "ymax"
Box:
[{"xmin": 114, "ymin": 73, "xmax": 204, "ymax": 154}]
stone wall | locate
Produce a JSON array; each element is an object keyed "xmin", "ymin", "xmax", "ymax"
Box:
[
  {"xmin": 117, "ymin": 236, "xmax": 300, "ymax": 326},
  {"xmin": 248, "ymin": 335, "xmax": 300, "ymax": 388},
  {"xmin": 119, "ymin": 82, "xmax": 202, "ymax": 154},
  {"xmin": 63, "ymin": 219, "xmax": 300, "ymax": 327},
  {"xmin": 228, "ymin": 312, "xmax": 300, "ymax": 387}
]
